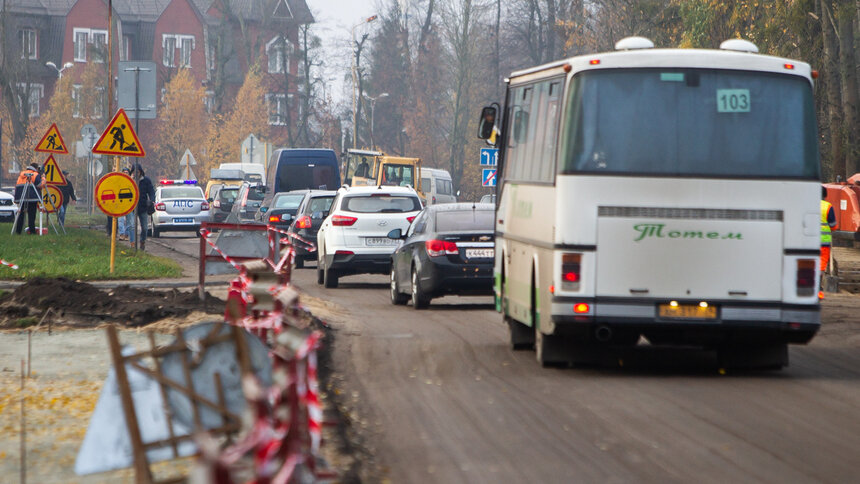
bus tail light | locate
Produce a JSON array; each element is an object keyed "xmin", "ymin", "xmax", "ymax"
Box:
[
  {"xmin": 561, "ymin": 253, "xmax": 582, "ymax": 291},
  {"xmin": 331, "ymin": 215, "xmax": 357, "ymax": 226},
  {"xmin": 426, "ymin": 239, "xmax": 458, "ymax": 257},
  {"xmin": 796, "ymin": 259, "xmax": 816, "ymax": 297},
  {"xmin": 573, "ymin": 303, "xmax": 590, "ymax": 314}
]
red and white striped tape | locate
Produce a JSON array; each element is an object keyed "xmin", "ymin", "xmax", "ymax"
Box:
[
  {"xmin": 0, "ymin": 259, "xmax": 19, "ymax": 270},
  {"xmin": 200, "ymin": 229, "xmax": 246, "ymax": 274},
  {"xmin": 268, "ymin": 225, "xmax": 316, "ymax": 252}
]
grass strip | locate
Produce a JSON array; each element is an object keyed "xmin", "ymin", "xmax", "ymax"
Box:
[{"xmin": 0, "ymin": 225, "xmax": 181, "ymax": 280}]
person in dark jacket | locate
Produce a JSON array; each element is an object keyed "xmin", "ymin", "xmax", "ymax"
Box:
[
  {"xmin": 58, "ymin": 170, "xmax": 77, "ymax": 227},
  {"xmin": 134, "ymin": 164, "xmax": 156, "ymax": 250},
  {"xmin": 13, "ymin": 163, "xmax": 45, "ymax": 235}
]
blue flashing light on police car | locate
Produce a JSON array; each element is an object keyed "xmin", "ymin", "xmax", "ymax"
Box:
[{"xmin": 159, "ymin": 179, "xmax": 198, "ymax": 185}]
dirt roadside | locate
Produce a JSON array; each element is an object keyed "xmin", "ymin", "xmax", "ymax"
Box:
[{"xmin": 0, "ymin": 234, "xmax": 357, "ymax": 483}]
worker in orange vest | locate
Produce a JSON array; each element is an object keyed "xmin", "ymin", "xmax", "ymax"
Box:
[
  {"xmin": 13, "ymin": 163, "xmax": 45, "ymax": 235},
  {"xmin": 821, "ymin": 186, "xmax": 837, "ymax": 273}
]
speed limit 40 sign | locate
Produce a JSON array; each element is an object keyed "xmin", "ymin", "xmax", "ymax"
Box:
[{"xmin": 41, "ymin": 185, "xmax": 64, "ymax": 213}]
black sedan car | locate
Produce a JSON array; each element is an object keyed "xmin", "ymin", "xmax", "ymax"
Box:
[
  {"xmin": 388, "ymin": 203, "xmax": 495, "ymax": 309},
  {"xmin": 286, "ymin": 190, "xmax": 335, "ymax": 268},
  {"xmin": 257, "ymin": 190, "xmax": 306, "ymax": 225}
]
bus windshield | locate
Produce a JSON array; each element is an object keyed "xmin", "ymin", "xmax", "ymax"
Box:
[{"xmin": 560, "ymin": 68, "xmax": 819, "ymax": 179}]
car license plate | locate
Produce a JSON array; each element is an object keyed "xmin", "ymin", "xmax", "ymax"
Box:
[
  {"xmin": 658, "ymin": 304, "xmax": 717, "ymax": 320},
  {"xmin": 174, "ymin": 218, "xmax": 194, "ymax": 224},
  {"xmin": 365, "ymin": 237, "xmax": 397, "ymax": 246},
  {"xmin": 465, "ymin": 248, "xmax": 494, "ymax": 259}
]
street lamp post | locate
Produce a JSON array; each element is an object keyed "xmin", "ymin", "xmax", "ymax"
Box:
[
  {"xmin": 351, "ymin": 14, "xmax": 378, "ymax": 150},
  {"xmin": 363, "ymin": 92, "xmax": 388, "ymax": 150},
  {"xmin": 46, "ymin": 61, "xmax": 74, "ymax": 78}
]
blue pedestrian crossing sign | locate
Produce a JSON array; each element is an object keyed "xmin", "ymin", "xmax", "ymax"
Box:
[
  {"xmin": 480, "ymin": 148, "xmax": 498, "ymax": 166},
  {"xmin": 482, "ymin": 168, "xmax": 497, "ymax": 187}
]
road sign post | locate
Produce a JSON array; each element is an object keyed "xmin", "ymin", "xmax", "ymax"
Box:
[{"xmin": 92, "ymin": 109, "xmax": 146, "ymax": 273}]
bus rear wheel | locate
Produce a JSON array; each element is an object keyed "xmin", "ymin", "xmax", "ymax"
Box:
[{"xmin": 507, "ymin": 316, "xmax": 534, "ymax": 350}]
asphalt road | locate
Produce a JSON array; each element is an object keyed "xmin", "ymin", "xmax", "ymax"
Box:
[{"xmin": 164, "ymin": 233, "xmax": 860, "ymax": 483}]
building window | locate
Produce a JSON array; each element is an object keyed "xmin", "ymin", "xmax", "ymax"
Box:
[
  {"xmin": 17, "ymin": 83, "xmax": 44, "ymax": 117},
  {"xmin": 94, "ymin": 87, "xmax": 105, "ymax": 119},
  {"xmin": 122, "ymin": 35, "xmax": 131, "ymax": 61},
  {"xmin": 266, "ymin": 93, "xmax": 287, "ymax": 125},
  {"xmin": 73, "ymin": 28, "xmax": 108, "ymax": 63},
  {"xmin": 163, "ymin": 36, "xmax": 176, "ymax": 66},
  {"xmin": 72, "ymin": 85, "xmax": 82, "ymax": 118},
  {"xmin": 163, "ymin": 34, "xmax": 195, "ymax": 68},
  {"xmin": 204, "ymin": 90, "xmax": 215, "ymax": 114},
  {"xmin": 20, "ymin": 29, "xmax": 37, "ymax": 60},
  {"xmin": 180, "ymin": 38, "xmax": 193, "ymax": 67},
  {"xmin": 266, "ymin": 37, "xmax": 286, "ymax": 74},
  {"xmin": 91, "ymin": 31, "xmax": 107, "ymax": 63},
  {"xmin": 74, "ymin": 29, "xmax": 88, "ymax": 62}
]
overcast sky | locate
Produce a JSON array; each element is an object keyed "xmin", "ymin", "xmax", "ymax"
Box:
[{"xmin": 310, "ymin": 1, "xmax": 381, "ymax": 105}]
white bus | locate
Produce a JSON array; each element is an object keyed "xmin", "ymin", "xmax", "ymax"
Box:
[{"xmin": 478, "ymin": 37, "xmax": 821, "ymax": 369}]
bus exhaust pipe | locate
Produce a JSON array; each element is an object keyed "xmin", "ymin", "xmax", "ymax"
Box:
[{"xmin": 595, "ymin": 325, "xmax": 613, "ymax": 342}]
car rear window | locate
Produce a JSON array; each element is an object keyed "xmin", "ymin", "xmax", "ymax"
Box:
[
  {"xmin": 162, "ymin": 187, "xmax": 203, "ymax": 199},
  {"xmin": 273, "ymin": 194, "xmax": 305, "ymax": 209},
  {"xmin": 246, "ymin": 187, "xmax": 266, "ymax": 201},
  {"xmin": 307, "ymin": 196, "xmax": 334, "ymax": 214},
  {"xmin": 435, "ymin": 209, "xmax": 495, "ymax": 232},
  {"xmin": 342, "ymin": 195, "xmax": 421, "ymax": 213},
  {"xmin": 218, "ymin": 189, "xmax": 239, "ymax": 203}
]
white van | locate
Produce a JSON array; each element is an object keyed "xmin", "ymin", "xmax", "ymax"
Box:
[
  {"xmin": 420, "ymin": 168, "xmax": 457, "ymax": 205},
  {"xmin": 219, "ymin": 163, "xmax": 266, "ymax": 184}
]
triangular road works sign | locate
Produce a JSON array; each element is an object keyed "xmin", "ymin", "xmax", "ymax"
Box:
[
  {"xmin": 92, "ymin": 109, "xmax": 146, "ymax": 157},
  {"xmin": 35, "ymin": 123, "xmax": 69, "ymax": 154},
  {"xmin": 42, "ymin": 154, "xmax": 68, "ymax": 186}
]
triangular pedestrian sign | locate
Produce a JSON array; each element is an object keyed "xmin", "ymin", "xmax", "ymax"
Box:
[
  {"xmin": 92, "ymin": 109, "xmax": 146, "ymax": 157},
  {"xmin": 35, "ymin": 123, "xmax": 69, "ymax": 154},
  {"xmin": 42, "ymin": 155, "xmax": 68, "ymax": 186}
]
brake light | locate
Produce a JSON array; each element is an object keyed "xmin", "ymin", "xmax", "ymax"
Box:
[
  {"xmin": 331, "ymin": 215, "xmax": 357, "ymax": 226},
  {"xmin": 573, "ymin": 303, "xmax": 590, "ymax": 314},
  {"xmin": 796, "ymin": 259, "xmax": 816, "ymax": 297},
  {"xmin": 201, "ymin": 202, "xmax": 210, "ymax": 210},
  {"xmin": 154, "ymin": 202, "xmax": 166, "ymax": 211},
  {"xmin": 561, "ymin": 253, "xmax": 582, "ymax": 291},
  {"xmin": 269, "ymin": 215, "xmax": 281, "ymax": 223},
  {"xmin": 407, "ymin": 215, "xmax": 416, "ymax": 223},
  {"xmin": 213, "ymin": 200, "xmax": 221, "ymax": 208},
  {"xmin": 425, "ymin": 239, "xmax": 458, "ymax": 257},
  {"xmin": 432, "ymin": 196, "xmax": 436, "ymax": 204},
  {"xmin": 296, "ymin": 215, "xmax": 312, "ymax": 229}
]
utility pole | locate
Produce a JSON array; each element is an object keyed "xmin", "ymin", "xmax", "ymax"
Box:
[{"xmin": 351, "ymin": 14, "xmax": 378, "ymax": 150}]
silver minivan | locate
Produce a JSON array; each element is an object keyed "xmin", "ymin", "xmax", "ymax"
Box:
[{"xmin": 420, "ymin": 168, "xmax": 457, "ymax": 205}]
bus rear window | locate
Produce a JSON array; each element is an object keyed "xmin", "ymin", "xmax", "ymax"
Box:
[{"xmin": 560, "ymin": 68, "xmax": 819, "ymax": 179}]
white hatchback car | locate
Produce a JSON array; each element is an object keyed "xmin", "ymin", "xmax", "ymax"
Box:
[
  {"xmin": 150, "ymin": 180, "xmax": 210, "ymax": 237},
  {"xmin": 0, "ymin": 190, "xmax": 18, "ymax": 224},
  {"xmin": 317, "ymin": 185, "xmax": 422, "ymax": 288}
]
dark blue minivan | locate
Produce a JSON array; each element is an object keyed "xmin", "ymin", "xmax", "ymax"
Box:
[
  {"xmin": 260, "ymin": 149, "xmax": 341, "ymax": 221},
  {"xmin": 265, "ymin": 148, "xmax": 341, "ymax": 193}
]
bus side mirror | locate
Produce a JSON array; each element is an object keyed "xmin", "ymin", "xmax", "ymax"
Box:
[{"xmin": 477, "ymin": 106, "xmax": 497, "ymax": 140}]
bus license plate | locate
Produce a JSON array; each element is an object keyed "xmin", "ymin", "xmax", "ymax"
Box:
[
  {"xmin": 465, "ymin": 248, "xmax": 494, "ymax": 259},
  {"xmin": 365, "ymin": 237, "xmax": 396, "ymax": 246},
  {"xmin": 658, "ymin": 304, "xmax": 717, "ymax": 320},
  {"xmin": 174, "ymin": 218, "xmax": 193, "ymax": 224}
]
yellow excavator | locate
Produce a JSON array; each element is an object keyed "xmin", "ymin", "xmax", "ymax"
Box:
[{"xmin": 344, "ymin": 149, "xmax": 426, "ymax": 202}]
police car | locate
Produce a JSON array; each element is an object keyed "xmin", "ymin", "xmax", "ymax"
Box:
[{"xmin": 150, "ymin": 180, "xmax": 210, "ymax": 237}]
